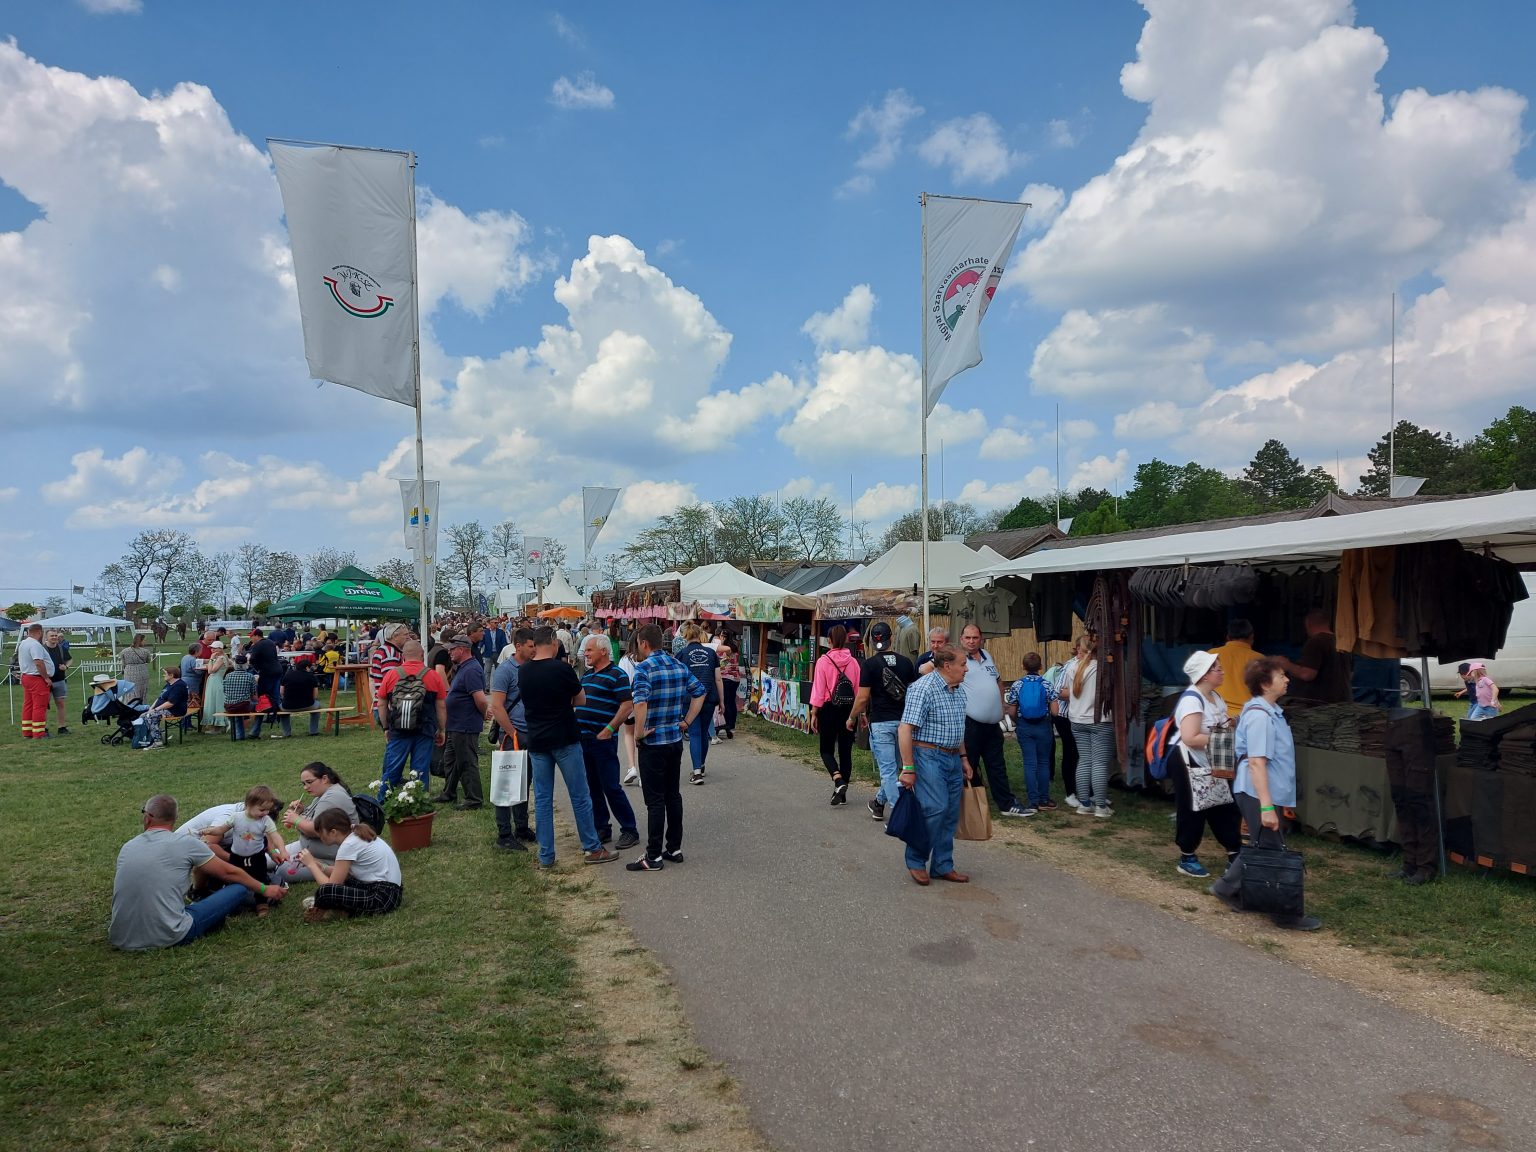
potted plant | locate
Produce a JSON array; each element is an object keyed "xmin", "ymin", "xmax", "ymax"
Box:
[{"xmin": 371, "ymin": 776, "xmax": 435, "ymax": 851}]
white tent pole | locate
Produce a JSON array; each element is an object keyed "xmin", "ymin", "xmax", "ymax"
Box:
[
  {"xmin": 919, "ymin": 192, "xmax": 931, "ymax": 643},
  {"xmin": 407, "ymin": 150, "xmax": 430, "ymax": 642}
]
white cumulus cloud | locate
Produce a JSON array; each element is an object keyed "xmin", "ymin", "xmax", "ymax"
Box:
[
  {"xmin": 801, "ymin": 284, "xmax": 875, "ymax": 351},
  {"xmin": 918, "ymin": 114, "xmax": 1022, "ymax": 184}
]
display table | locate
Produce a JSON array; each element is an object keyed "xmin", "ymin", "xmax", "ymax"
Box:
[{"xmin": 1292, "ymin": 747, "xmax": 1456, "ymax": 847}]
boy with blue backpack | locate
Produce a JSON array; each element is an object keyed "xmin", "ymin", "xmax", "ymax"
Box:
[{"xmin": 1004, "ymin": 652, "xmax": 1056, "ymax": 814}]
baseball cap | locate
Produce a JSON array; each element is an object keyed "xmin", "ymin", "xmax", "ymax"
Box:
[{"xmin": 870, "ymin": 621, "xmax": 893, "ymax": 648}]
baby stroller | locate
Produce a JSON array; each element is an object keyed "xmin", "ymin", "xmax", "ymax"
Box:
[{"xmin": 83, "ymin": 678, "xmax": 146, "ymax": 745}]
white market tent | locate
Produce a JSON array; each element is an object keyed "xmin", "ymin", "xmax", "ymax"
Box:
[
  {"xmin": 678, "ymin": 562, "xmax": 816, "ymax": 611},
  {"xmin": 537, "ymin": 567, "xmax": 589, "ymax": 609},
  {"xmin": 33, "ymin": 611, "xmax": 136, "ymax": 656},
  {"xmin": 820, "ymin": 540, "xmax": 1008, "ymax": 597},
  {"xmin": 962, "ymin": 490, "xmax": 1536, "ymax": 582}
]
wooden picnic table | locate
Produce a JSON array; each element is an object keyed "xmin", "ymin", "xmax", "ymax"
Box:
[{"xmin": 330, "ymin": 664, "xmax": 374, "ymax": 728}]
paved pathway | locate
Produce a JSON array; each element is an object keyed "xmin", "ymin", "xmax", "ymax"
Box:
[{"xmin": 594, "ymin": 735, "xmax": 1534, "ymax": 1151}]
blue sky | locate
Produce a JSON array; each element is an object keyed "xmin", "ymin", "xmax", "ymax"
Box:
[{"xmin": 4, "ymin": 0, "xmax": 1536, "ymax": 604}]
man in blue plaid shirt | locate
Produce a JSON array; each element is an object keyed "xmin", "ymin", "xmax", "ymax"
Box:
[
  {"xmin": 626, "ymin": 624, "xmax": 706, "ymax": 872},
  {"xmin": 897, "ymin": 647, "xmax": 975, "ymax": 886}
]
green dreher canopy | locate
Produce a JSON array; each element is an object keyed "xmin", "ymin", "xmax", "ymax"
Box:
[{"xmin": 266, "ymin": 565, "xmax": 420, "ymax": 620}]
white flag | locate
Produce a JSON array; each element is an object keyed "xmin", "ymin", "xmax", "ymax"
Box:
[
  {"xmin": 524, "ymin": 536, "xmax": 548, "ymax": 581},
  {"xmin": 582, "ymin": 487, "xmax": 621, "ymax": 556},
  {"xmin": 399, "ymin": 480, "xmax": 439, "ymax": 557},
  {"xmin": 922, "ymin": 195, "xmax": 1029, "ymax": 415},
  {"xmin": 269, "ymin": 141, "xmax": 416, "ymax": 406}
]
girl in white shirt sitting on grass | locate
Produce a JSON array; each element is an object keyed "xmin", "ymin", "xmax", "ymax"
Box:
[{"xmin": 299, "ymin": 808, "xmax": 403, "ymax": 923}]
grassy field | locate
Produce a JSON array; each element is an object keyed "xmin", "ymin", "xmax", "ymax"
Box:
[
  {"xmin": 744, "ymin": 711, "xmax": 1536, "ymax": 1005},
  {"xmin": 0, "ymin": 719, "xmax": 627, "ymax": 1152}
]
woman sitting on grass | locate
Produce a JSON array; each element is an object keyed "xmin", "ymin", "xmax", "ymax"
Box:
[
  {"xmin": 271, "ymin": 763, "xmax": 358, "ymax": 884},
  {"xmin": 299, "ymin": 808, "xmax": 402, "ymax": 923}
]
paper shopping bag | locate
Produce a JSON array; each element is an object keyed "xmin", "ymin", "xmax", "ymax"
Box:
[
  {"xmin": 490, "ymin": 748, "xmax": 529, "ymax": 806},
  {"xmin": 956, "ymin": 782, "xmax": 993, "ymax": 841}
]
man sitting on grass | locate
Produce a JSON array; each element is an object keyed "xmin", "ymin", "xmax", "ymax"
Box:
[{"xmin": 110, "ymin": 794, "xmax": 288, "ymax": 950}]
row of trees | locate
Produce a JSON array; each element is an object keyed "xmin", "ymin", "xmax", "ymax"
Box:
[{"xmin": 65, "ymin": 408, "xmax": 1531, "ymax": 616}]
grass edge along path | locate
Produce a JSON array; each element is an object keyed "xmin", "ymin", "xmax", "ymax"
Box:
[
  {"xmin": 738, "ymin": 714, "xmax": 1536, "ymax": 1058},
  {"xmin": 0, "ymin": 724, "xmax": 625, "ymax": 1152}
]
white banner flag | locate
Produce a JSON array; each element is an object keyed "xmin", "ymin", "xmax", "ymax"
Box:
[
  {"xmin": 524, "ymin": 536, "xmax": 548, "ymax": 582},
  {"xmin": 269, "ymin": 141, "xmax": 416, "ymax": 406},
  {"xmin": 582, "ymin": 487, "xmax": 621, "ymax": 556},
  {"xmin": 922, "ymin": 195, "xmax": 1029, "ymax": 416},
  {"xmin": 399, "ymin": 480, "xmax": 439, "ymax": 557}
]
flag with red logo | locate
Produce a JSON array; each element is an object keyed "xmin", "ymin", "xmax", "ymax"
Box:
[
  {"xmin": 922, "ymin": 195, "xmax": 1029, "ymax": 415},
  {"xmin": 270, "ymin": 141, "xmax": 416, "ymax": 406}
]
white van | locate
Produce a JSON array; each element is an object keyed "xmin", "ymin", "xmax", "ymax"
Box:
[{"xmin": 1400, "ymin": 573, "xmax": 1536, "ymax": 696}]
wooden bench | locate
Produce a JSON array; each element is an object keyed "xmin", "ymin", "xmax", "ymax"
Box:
[{"xmin": 210, "ymin": 707, "xmax": 347, "ymax": 740}]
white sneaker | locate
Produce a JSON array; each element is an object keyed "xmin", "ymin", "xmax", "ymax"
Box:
[
  {"xmin": 1064, "ymin": 794, "xmax": 1083, "ymax": 810},
  {"xmin": 302, "ymin": 895, "xmax": 315, "ymax": 910},
  {"xmin": 623, "ymin": 769, "xmax": 640, "ymax": 786},
  {"xmin": 1094, "ymin": 805, "xmax": 1113, "ymax": 819}
]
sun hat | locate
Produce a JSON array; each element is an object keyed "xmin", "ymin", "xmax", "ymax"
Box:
[
  {"xmin": 210, "ymin": 641, "xmax": 224, "ymax": 649},
  {"xmin": 1469, "ymin": 661, "xmax": 1487, "ymax": 673},
  {"xmin": 91, "ymin": 674, "xmax": 117, "ymax": 685},
  {"xmin": 1183, "ymin": 651, "xmax": 1220, "ymax": 683}
]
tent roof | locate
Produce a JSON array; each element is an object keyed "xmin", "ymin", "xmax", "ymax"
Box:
[
  {"xmin": 539, "ymin": 567, "xmax": 588, "ymax": 609},
  {"xmin": 819, "ymin": 541, "xmax": 1008, "ymax": 596},
  {"xmin": 963, "ymin": 489, "xmax": 1536, "ymax": 581},
  {"xmin": 33, "ymin": 611, "xmax": 134, "ymax": 628},
  {"xmin": 266, "ymin": 567, "xmax": 420, "ymax": 619},
  {"xmin": 679, "ymin": 562, "xmax": 804, "ymax": 602}
]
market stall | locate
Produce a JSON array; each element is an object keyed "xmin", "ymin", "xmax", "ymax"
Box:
[{"xmin": 962, "ymin": 489, "xmax": 1536, "ymax": 872}]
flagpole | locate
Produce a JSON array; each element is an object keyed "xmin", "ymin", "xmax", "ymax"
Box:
[
  {"xmin": 408, "ymin": 151, "xmax": 429, "ymax": 642},
  {"xmin": 919, "ymin": 192, "xmax": 931, "ymax": 644}
]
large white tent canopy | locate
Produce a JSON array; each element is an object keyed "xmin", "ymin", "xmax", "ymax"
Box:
[
  {"xmin": 820, "ymin": 541, "xmax": 1007, "ymax": 596},
  {"xmin": 963, "ymin": 490, "xmax": 1536, "ymax": 582},
  {"xmin": 537, "ymin": 567, "xmax": 588, "ymax": 609},
  {"xmin": 29, "ymin": 611, "xmax": 136, "ymax": 656}
]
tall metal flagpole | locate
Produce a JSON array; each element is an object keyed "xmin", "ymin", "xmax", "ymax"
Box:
[
  {"xmin": 1389, "ymin": 291, "xmax": 1396, "ymax": 496},
  {"xmin": 408, "ymin": 152, "xmax": 430, "ymax": 641},
  {"xmin": 919, "ymin": 193, "xmax": 931, "ymax": 643}
]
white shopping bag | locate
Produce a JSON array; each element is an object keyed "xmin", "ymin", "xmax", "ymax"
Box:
[{"xmin": 490, "ymin": 748, "xmax": 529, "ymax": 806}]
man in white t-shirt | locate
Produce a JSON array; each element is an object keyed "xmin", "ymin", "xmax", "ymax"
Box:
[
  {"xmin": 18, "ymin": 623, "xmax": 54, "ymax": 740},
  {"xmin": 958, "ymin": 623, "xmax": 1030, "ymax": 817}
]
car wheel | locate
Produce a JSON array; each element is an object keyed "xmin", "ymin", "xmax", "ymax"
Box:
[{"xmin": 1399, "ymin": 667, "xmax": 1421, "ymax": 701}]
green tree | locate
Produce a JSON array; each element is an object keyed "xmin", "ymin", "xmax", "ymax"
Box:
[
  {"xmin": 1070, "ymin": 500, "xmax": 1130, "ymax": 536},
  {"xmin": 1356, "ymin": 421, "xmax": 1460, "ymax": 496},
  {"xmin": 5, "ymin": 602, "xmax": 38, "ymax": 622},
  {"xmin": 1242, "ymin": 438, "xmax": 1314, "ymax": 510},
  {"xmin": 714, "ymin": 495, "xmax": 788, "ymax": 566},
  {"xmin": 878, "ymin": 501, "xmax": 995, "ymax": 551},
  {"xmin": 997, "ymin": 496, "xmax": 1055, "ymax": 531},
  {"xmin": 622, "ymin": 504, "xmax": 720, "ymax": 574},
  {"xmin": 1447, "ymin": 405, "xmax": 1536, "ymax": 491}
]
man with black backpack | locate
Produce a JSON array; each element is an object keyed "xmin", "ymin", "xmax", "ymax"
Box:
[
  {"xmin": 376, "ymin": 640, "xmax": 449, "ymax": 800},
  {"xmin": 848, "ymin": 621, "xmax": 918, "ymax": 821}
]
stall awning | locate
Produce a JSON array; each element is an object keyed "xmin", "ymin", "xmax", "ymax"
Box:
[{"xmin": 963, "ymin": 490, "xmax": 1536, "ymax": 582}]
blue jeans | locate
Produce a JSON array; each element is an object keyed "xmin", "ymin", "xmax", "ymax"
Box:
[
  {"xmin": 531, "ymin": 741, "xmax": 603, "ymax": 866},
  {"xmin": 176, "ymin": 883, "xmax": 255, "ymax": 945},
  {"xmin": 1468, "ymin": 704, "xmax": 1498, "ymax": 721},
  {"xmin": 904, "ymin": 744, "xmax": 963, "ymax": 875},
  {"xmin": 280, "ymin": 707, "xmax": 321, "ymax": 737},
  {"xmin": 381, "ymin": 731, "xmax": 434, "ymax": 798},
  {"xmin": 687, "ymin": 707, "xmax": 715, "ymax": 772},
  {"xmin": 581, "ymin": 733, "xmax": 638, "ymax": 839},
  {"xmin": 869, "ymin": 720, "xmax": 902, "ymax": 807},
  {"xmin": 1015, "ymin": 717, "xmax": 1053, "ymax": 807}
]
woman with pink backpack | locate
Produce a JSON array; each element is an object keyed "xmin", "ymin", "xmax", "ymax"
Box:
[{"xmin": 810, "ymin": 625, "xmax": 862, "ymax": 806}]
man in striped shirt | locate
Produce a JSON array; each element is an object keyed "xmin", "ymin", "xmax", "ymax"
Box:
[
  {"xmin": 625, "ymin": 624, "xmax": 706, "ymax": 872},
  {"xmin": 578, "ymin": 635, "xmax": 639, "ymax": 850},
  {"xmin": 368, "ymin": 622, "xmax": 409, "ymax": 727},
  {"xmin": 896, "ymin": 647, "xmax": 975, "ymax": 886}
]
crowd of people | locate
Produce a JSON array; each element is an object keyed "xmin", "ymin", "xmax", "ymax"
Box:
[{"xmin": 105, "ymin": 601, "xmax": 1340, "ymax": 948}]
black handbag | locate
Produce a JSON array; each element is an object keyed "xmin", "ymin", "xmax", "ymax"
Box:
[{"xmin": 1239, "ymin": 842, "xmax": 1306, "ymax": 917}]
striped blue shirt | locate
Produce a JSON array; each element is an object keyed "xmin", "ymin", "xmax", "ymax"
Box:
[
  {"xmin": 899, "ymin": 670, "xmax": 968, "ymax": 748},
  {"xmin": 631, "ymin": 651, "xmax": 705, "ymax": 746},
  {"xmin": 577, "ymin": 664, "xmax": 632, "ymax": 736}
]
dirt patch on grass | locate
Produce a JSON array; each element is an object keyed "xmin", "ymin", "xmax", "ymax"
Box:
[
  {"xmin": 545, "ymin": 837, "xmax": 772, "ymax": 1152},
  {"xmin": 998, "ymin": 809, "xmax": 1536, "ymax": 1061}
]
